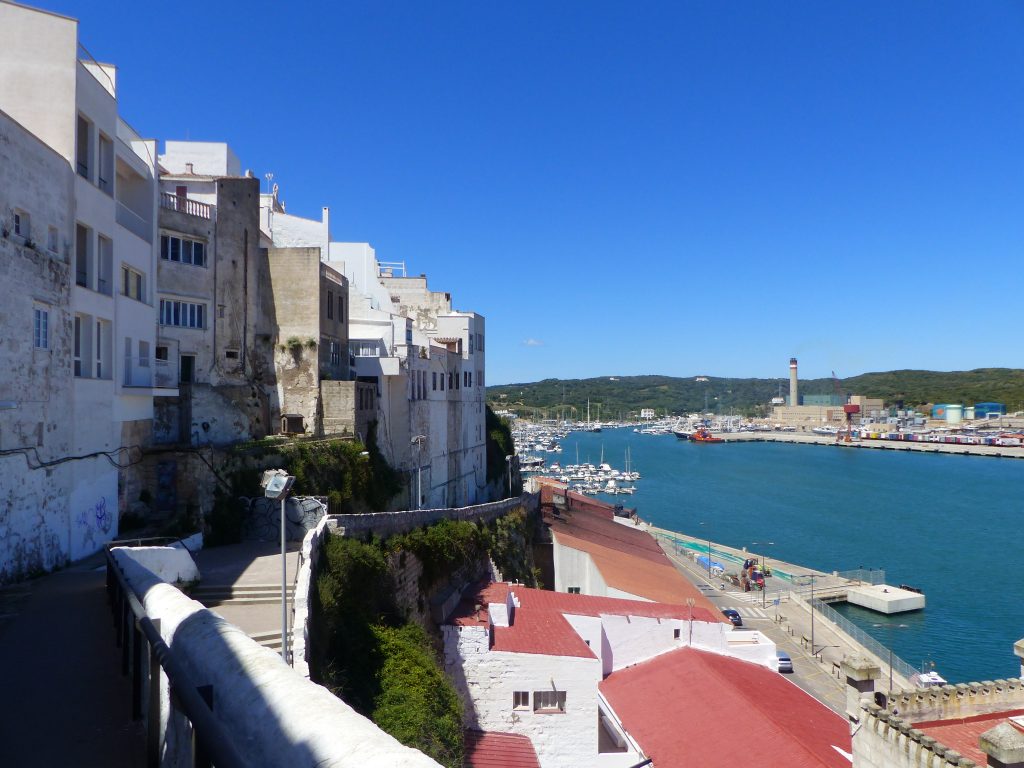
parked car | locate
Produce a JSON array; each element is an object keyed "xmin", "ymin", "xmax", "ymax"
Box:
[
  {"xmin": 777, "ymin": 651, "xmax": 793, "ymax": 673},
  {"xmin": 721, "ymin": 608, "xmax": 742, "ymax": 627}
]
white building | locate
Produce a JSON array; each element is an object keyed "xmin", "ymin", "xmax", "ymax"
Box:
[
  {"xmin": 0, "ymin": 2, "xmax": 159, "ymax": 569},
  {"xmin": 263, "ymin": 200, "xmax": 489, "ymax": 508},
  {"xmin": 444, "ymin": 583, "xmax": 778, "ymax": 768}
]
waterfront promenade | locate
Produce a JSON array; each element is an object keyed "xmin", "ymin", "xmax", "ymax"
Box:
[
  {"xmin": 646, "ymin": 523, "xmax": 917, "ymax": 713},
  {"xmin": 717, "ymin": 430, "xmax": 1024, "ymax": 459}
]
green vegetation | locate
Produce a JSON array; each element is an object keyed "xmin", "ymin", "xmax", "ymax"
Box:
[
  {"xmin": 312, "ymin": 533, "xmax": 464, "ymax": 767},
  {"xmin": 206, "ymin": 431, "xmax": 402, "ymax": 545},
  {"xmin": 487, "ymin": 368, "xmax": 1024, "ymax": 416},
  {"xmin": 485, "ymin": 405, "xmax": 515, "ymax": 487},
  {"xmin": 310, "ymin": 508, "xmax": 540, "ymax": 764}
]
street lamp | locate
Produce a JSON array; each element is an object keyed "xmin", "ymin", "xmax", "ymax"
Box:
[
  {"xmin": 505, "ymin": 455, "xmax": 514, "ymax": 498},
  {"xmin": 260, "ymin": 468, "xmax": 295, "ymax": 663},
  {"xmin": 751, "ymin": 541, "xmax": 775, "ymax": 609},
  {"xmin": 798, "ymin": 574, "xmax": 821, "ymax": 659},
  {"xmin": 411, "ymin": 435, "xmax": 427, "ymax": 509}
]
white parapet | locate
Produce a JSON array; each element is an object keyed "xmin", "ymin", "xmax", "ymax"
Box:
[{"xmin": 846, "ymin": 584, "xmax": 925, "ymax": 614}]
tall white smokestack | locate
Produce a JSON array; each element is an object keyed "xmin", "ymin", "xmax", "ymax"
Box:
[{"xmin": 789, "ymin": 358, "xmax": 799, "ymax": 406}]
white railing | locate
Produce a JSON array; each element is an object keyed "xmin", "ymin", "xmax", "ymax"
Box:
[
  {"xmin": 123, "ymin": 356, "xmax": 153, "ymax": 388},
  {"xmin": 160, "ymin": 192, "xmax": 213, "ymax": 220},
  {"xmin": 116, "ymin": 201, "xmax": 153, "ymax": 243},
  {"xmin": 154, "ymin": 358, "xmax": 179, "ymax": 389}
]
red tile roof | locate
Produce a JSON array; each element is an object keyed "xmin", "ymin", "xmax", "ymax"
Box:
[
  {"xmin": 915, "ymin": 709, "xmax": 1024, "ymax": 766},
  {"xmin": 448, "ymin": 582, "xmax": 718, "ymax": 658},
  {"xmin": 545, "ymin": 504, "xmax": 724, "ymax": 618},
  {"xmin": 464, "ymin": 730, "xmax": 541, "ymax": 768},
  {"xmin": 600, "ymin": 647, "xmax": 851, "ymax": 767}
]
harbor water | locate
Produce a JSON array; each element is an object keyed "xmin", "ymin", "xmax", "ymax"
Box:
[{"xmin": 558, "ymin": 427, "xmax": 1024, "ymax": 684}]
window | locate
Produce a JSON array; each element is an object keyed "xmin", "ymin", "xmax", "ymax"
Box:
[
  {"xmin": 441, "ymin": 374, "xmax": 445, "ymax": 391},
  {"xmin": 432, "ymin": 371, "xmax": 437, "ymax": 391},
  {"xmin": 512, "ymin": 691, "xmax": 529, "ymax": 710},
  {"xmin": 98, "ymin": 134, "xmax": 113, "ymax": 194},
  {"xmin": 352, "ymin": 341, "xmax": 378, "ymax": 357},
  {"xmin": 47, "ymin": 226, "xmax": 58, "ymax": 253},
  {"xmin": 14, "ymin": 210, "xmax": 29, "ymax": 239},
  {"xmin": 73, "ymin": 316, "xmax": 83, "ymax": 375},
  {"xmin": 76, "ymin": 114, "xmax": 91, "ymax": 179},
  {"xmin": 455, "ymin": 372, "xmax": 460, "ymax": 390},
  {"xmin": 448, "ymin": 372, "xmax": 453, "ymax": 389},
  {"xmin": 160, "ymin": 235, "xmax": 206, "ymax": 267},
  {"xmin": 76, "ymin": 224, "xmax": 91, "ymax": 287},
  {"xmin": 155, "ymin": 346, "xmax": 168, "ymax": 361},
  {"xmin": 33, "ymin": 307, "xmax": 49, "ymax": 349},
  {"xmin": 97, "ymin": 235, "xmax": 113, "ymax": 296},
  {"xmin": 138, "ymin": 340, "xmax": 150, "ymax": 368},
  {"xmin": 160, "ymin": 299, "xmax": 206, "ymax": 329},
  {"xmin": 567, "ymin": 587, "xmax": 581, "ymax": 594},
  {"xmin": 225, "ymin": 349, "xmax": 239, "ymax": 360},
  {"xmin": 337, "ymin": 294, "xmax": 343, "ymax": 323},
  {"xmin": 533, "ymin": 690, "xmax": 566, "ymax": 713},
  {"xmin": 327, "ymin": 290, "xmax": 334, "ymax": 319},
  {"xmin": 121, "ymin": 266, "xmax": 144, "ymax": 301},
  {"xmin": 95, "ymin": 320, "xmax": 104, "ymax": 378},
  {"xmin": 673, "ymin": 628, "xmax": 681, "ymax": 640}
]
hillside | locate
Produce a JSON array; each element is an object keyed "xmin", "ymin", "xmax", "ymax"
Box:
[{"xmin": 486, "ymin": 369, "xmax": 1024, "ymax": 418}]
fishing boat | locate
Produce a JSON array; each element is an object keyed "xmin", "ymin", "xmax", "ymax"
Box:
[{"xmin": 690, "ymin": 428, "xmax": 724, "ymax": 443}]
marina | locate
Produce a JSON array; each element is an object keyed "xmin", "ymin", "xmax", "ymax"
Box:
[{"xmin": 512, "ymin": 423, "xmax": 1024, "ymax": 684}]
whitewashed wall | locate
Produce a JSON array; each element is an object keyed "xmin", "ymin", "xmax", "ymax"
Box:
[
  {"xmin": 552, "ymin": 534, "xmax": 608, "ymax": 595},
  {"xmin": 444, "ymin": 623, "xmax": 603, "ymax": 768}
]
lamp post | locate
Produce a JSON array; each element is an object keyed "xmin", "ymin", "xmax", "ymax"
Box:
[
  {"xmin": 260, "ymin": 469, "xmax": 295, "ymax": 663},
  {"xmin": 411, "ymin": 435, "xmax": 426, "ymax": 509},
  {"xmin": 505, "ymin": 454, "xmax": 513, "ymax": 499},
  {"xmin": 799, "ymin": 574, "xmax": 821, "ymax": 659},
  {"xmin": 751, "ymin": 541, "xmax": 775, "ymax": 609}
]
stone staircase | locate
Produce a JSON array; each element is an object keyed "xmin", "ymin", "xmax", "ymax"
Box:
[{"xmin": 191, "ymin": 583, "xmax": 295, "ymax": 651}]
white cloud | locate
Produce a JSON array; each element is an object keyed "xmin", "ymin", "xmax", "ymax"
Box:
[{"xmin": 522, "ymin": 338, "xmax": 544, "ymax": 347}]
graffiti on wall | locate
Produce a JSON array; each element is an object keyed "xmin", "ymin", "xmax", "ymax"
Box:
[
  {"xmin": 69, "ymin": 469, "xmax": 118, "ymax": 561},
  {"xmin": 242, "ymin": 496, "xmax": 327, "ymax": 543}
]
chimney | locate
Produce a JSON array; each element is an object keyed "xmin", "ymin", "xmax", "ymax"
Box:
[
  {"xmin": 185, "ymin": 162, "xmax": 194, "ymax": 175},
  {"xmin": 789, "ymin": 358, "xmax": 799, "ymax": 406},
  {"xmin": 841, "ymin": 657, "xmax": 880, "ymax": 727},
  {"xmin": 980, "ymin": 722, "xmax": 1024, "ymax": 768}
]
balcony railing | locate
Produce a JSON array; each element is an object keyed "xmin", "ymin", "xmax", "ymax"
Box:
[
  {"xmin": 123, "ymin": 356, "xmax": 153, "ymax": 388},
  {"xmin": 154, "ymin": 357, "xmax": 179, "ymax": 389},
  {"xmin": 160, "ymin": 192, "xmax": 212, "ymax": 220},
  {"xmin": 116, "ymin": 201, "xmax": 153, "ymax": 244}
]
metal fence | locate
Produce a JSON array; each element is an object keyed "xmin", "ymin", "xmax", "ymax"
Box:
[
  {"xmin": 806, "ymin": 594, "xmax": 919, "ymax": 685},
  {"xmin": 836, "ymin": 568, "xmax": 887, "ymax": 585}
]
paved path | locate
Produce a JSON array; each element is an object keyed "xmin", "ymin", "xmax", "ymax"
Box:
[
  {"xmin": 0, "ymin": 556, "xmax": 144, "ymax": 767},
  {"xmin": 652, "ymin": 532, "xmax": 916, "ymax": 715}
]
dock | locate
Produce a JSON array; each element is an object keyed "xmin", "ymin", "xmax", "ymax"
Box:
[{"xmin": 714, "ymin": 430, "xmax": 1024, "ymax": 459}]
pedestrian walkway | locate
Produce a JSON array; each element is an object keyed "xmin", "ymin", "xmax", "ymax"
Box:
[{"xmin": 0, "ymin": 555, "xmax": 144, "ymax": 768}]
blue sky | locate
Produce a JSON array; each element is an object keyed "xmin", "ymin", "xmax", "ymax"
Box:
[{"xmin": 54, "ymin": 0, "xmax": 1023, "ymax": 384}]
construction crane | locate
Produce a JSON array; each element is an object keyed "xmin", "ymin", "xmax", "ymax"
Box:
[{"xmin": 832, "ymin": 371, "xmax": 860, "ymax": 442}]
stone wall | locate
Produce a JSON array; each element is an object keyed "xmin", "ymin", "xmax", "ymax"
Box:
[
  {"xmin": 320, "ymin": 379, "xmax": 374, "ymax": 439},
  {"xmin": 331, "ymin": 493, "xmax": 536, "ymax": 541},
  {"xmin": 853, "ymin": 703, "xmax": 979, "ymax": 768}
]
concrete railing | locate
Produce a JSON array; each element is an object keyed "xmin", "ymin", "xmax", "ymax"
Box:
[
  {"xmin": 109, "ymin": 547, "xmax": 441, "ymax": 767},
  {"xmin": 331, "ymin": 493, "xmax": 537, "ymax": 540}
]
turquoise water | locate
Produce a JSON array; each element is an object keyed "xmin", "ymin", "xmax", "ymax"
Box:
[{"xmin": 558, "ymin": 428, "xmax": 1024, "ymax": 684}]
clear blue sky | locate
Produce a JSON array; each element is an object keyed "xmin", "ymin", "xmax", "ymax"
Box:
[{"xmin": 54, "ymin": 0, "xmax": 1023, "ymax": 385}]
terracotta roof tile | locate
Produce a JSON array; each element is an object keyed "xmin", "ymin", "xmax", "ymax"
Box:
[
  {"xmin": 447, "ymin": 583, "xmax": 718, "ymax": 657},
  {"xmin": 915, "ymin": 709, "xmax": 1024, "ymax": 766},
  {"xmin": 464, "ymin": 730, "xmax": 541, "ymax": 768},
  {"xmin": 600, "ymin": 647, "xmax": 851, "ymax": 767}
]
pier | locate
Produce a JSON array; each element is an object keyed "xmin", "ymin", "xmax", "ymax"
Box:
[
  {"xmin": 646, "ymin": 524, "xmax": 929, "ymax": 711},
  {"xmin": 714, "ymin": 430, "xmax": 1024, "ymax": 459}
]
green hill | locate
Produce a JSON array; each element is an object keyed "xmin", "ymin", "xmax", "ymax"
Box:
[{"xmin": 486, "ymin": 369, "xmax": 1024, "ymax": 419}]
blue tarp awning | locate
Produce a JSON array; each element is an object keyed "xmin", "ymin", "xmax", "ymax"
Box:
[{"xmin": 696, "ymin": 555, "xmax": 726, "ymax": 572}]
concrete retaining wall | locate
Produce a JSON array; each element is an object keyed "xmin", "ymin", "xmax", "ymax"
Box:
[
  {"xmin": 332, "ymin": 493, "xmax": 536, "ymax": 540},
  {"xmin": 112, "ymin": 548, "xmax": 441, "ymax": 767}
]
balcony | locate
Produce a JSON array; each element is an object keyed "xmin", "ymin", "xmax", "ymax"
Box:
[
  {"xmin": 117, "ymin": 201, "xmax": 153, "ymax": 244},
  {"xmin": 154, "ymin": 357, "xmax": 180, "ymax": 391},
  {"xmin": 160, "ymin": 192, "xmax": 212, "ymax": 220},
  {"xmin": 123, "ymin": 356, "xmax": 153, "ymax": 388}
]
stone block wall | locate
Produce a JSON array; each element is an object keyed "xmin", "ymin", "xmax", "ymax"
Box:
[{"xmin": 853, "ymin": 703, "xmax": 979, "ymax": 768}]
